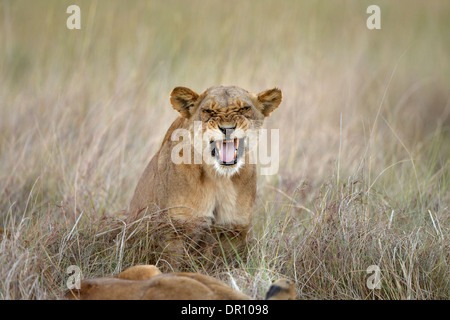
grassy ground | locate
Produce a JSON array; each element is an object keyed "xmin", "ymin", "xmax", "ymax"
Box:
[{"xmin": 0, "ymin": 0, "xmax": 449, "ymax": 299}]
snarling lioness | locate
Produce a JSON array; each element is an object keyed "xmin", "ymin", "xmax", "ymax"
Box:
[{"xmin": 129, "ymin": 85, "xmax": 282, "ymax": 236}]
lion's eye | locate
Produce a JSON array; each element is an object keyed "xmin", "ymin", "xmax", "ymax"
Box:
[
  {"xmin": 241, "ymin": 106, "xmax": 251, "ymax": 111},
  {"xmin": 202, "ymin": 109, "xmax": 216, "ymax": 119}
]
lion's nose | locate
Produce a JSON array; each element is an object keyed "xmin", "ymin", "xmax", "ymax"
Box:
[{"xmin": 218, "ymin": 126, "xmax": 236, "ymax": 135}]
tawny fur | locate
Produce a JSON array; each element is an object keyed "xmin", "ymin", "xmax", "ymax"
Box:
[
  {"xmin": 265, "ymin": 278, "xmax": 296, "ymax": 300},
  {"xmin": 115, "ymin": 265, "xmax": 162, "ymax": 280},
  {"xmin": 129, "ymin": 86, "xmax": 282, "ymax": 236},
  {"xmin": 65, "ymin": 265, "xmax": 295, "ymax": 300}
]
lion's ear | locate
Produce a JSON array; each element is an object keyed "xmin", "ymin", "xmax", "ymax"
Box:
[
  {"xmin": 170, "ymin": 87, "xmax": 200, "ymax": 118},
  {"xmin": 257, "ymin": 88, "xmax": 282, "ymax": 117}
]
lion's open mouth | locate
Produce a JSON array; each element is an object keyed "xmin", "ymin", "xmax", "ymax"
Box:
[{"xmin": 211, "ymin": 138, "xmax": 244, "ymax": 166}]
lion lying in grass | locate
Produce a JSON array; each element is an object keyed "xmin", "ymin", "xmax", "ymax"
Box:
[{"xmin": 65, "ymin": 265, "xmax": 295, "ymax": 300}]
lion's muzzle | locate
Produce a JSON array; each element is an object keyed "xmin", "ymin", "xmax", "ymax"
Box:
[{"xmin": 210, "ymin": 137, "xmax": 245, "ymax": 166}]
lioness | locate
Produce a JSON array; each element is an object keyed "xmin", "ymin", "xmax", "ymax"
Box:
[
  {"xmin": 129, "ymin": 85, "xmax": 282, "ymax": 236},
  {"xmin": 65, "ymin": 264, "xmax": 296, "ymax": 300}
]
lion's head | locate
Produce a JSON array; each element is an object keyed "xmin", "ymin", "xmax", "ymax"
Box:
[{"xmin": 170, "ymin": 85, "xmax": 282, "ymax": 176}]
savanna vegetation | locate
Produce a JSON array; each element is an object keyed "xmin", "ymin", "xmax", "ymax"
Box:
[{"xmin": 0, "ymin": 0, "xmax": 448, "ymax": 299}]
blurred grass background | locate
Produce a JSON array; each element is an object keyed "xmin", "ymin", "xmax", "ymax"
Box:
[{"xmin": 0, "ymin": 0, "xmax": 449, "ymax": 299}]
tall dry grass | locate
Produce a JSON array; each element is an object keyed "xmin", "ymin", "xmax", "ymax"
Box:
[{"xmin": 0, "ymin": 0, "xmax": 449, "ymax": 299}]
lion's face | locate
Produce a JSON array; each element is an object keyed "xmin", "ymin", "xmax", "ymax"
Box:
[{"xmin": 170, "ymin": 86, "xmax": 282, "ymax": 176}]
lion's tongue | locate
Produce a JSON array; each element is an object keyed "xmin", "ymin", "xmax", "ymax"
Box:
[{"xmin": 220, "ymin": 141, "xmax": 235, "ymax": 163}]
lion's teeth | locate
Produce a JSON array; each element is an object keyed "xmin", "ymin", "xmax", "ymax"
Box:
[{"xmin": 235, "ymin": 138, "xmax": 239, "ymax": 150}]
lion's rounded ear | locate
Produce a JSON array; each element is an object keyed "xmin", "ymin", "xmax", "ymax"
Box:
[
  {"xmin": 257, "ymin": 88, "xmax": 282, "ymax": 117},
  {"xmin": 170, "ymin": 87, "xmax": 200, "ymax": 118}
]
